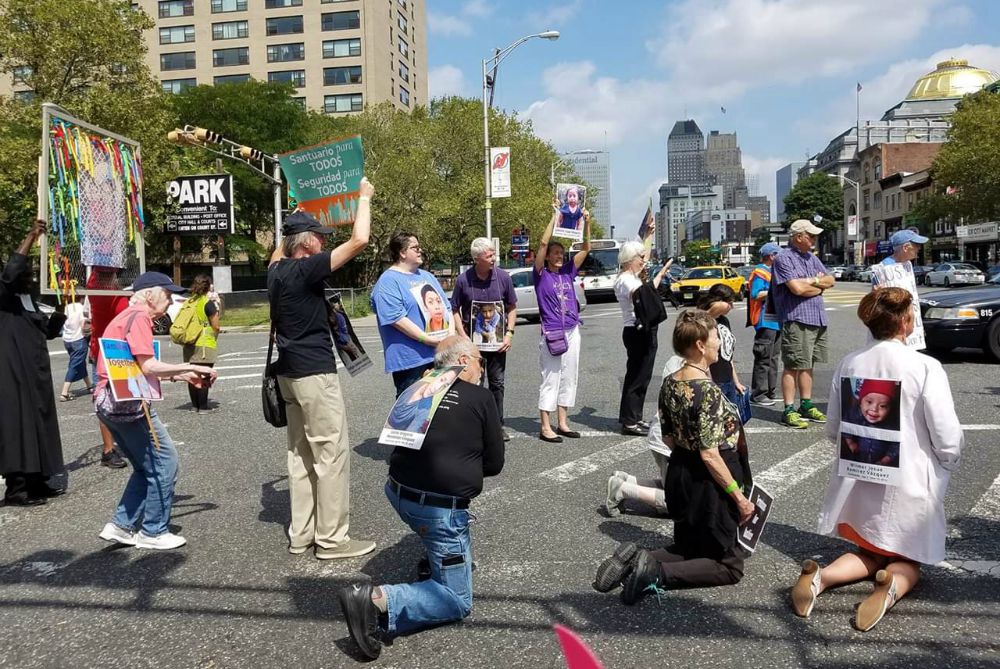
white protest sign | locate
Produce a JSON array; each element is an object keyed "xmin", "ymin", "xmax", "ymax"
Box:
[{"xmin": 871, "ymin": 261, "xmax": 925, "ymax": 350}]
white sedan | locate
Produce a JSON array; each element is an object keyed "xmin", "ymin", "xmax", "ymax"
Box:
[
  {"xmin": 508, "ymin": 267, "xmax": 587, "ymax": 322},
  {"xmin": 924, "ymin": 262, "xmax": 986, "ymax": 287}
]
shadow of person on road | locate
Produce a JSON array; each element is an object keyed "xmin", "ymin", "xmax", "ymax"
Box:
[
  {"xmin": 258, "ymin": 475, "xmax": 290, "ymax": 527},
  {"xmin": 353, "ymin": 437, "xmax": 391, "ymax": 463}
]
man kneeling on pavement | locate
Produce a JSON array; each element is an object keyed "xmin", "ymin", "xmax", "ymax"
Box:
[{"xmin": 339, "ymin": 335, "xmax": 505, "ymax": 660}]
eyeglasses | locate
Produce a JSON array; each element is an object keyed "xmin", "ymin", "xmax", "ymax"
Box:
[{"xmin": 408, "ymin": 245, "xmax": 422, "ymax": 252}]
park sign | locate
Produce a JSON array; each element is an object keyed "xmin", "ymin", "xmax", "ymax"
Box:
[
  {"xmin": 165, "ymin": 174, "xmax": 234, "ymax": 235},
  {"xmin": 278, "ymin": 135, "xmax": 364, "ymax": 226}
]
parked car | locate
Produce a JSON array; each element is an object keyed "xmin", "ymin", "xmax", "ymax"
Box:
[
  {"xmin": 736, "ymin": 265, "xmax": 754, "ymax": 282},
  {"xmin": 924, "ymin": 262, "xmax": 986, "ymax": 287},
  {"xmin": 152, "ymin": 293, "xmax": 188, "ymax": 336},
  {"xmin": 844, "ymin": 265, "xmax": 863, "ymax": 282},
  {"xmin": 508, "ymin": 267, "xmax": 586, "ymax": 322},
  {"xmin": 912, "ymin": 265, "xmax": 935, "ymax": 284},
  {"xmin": 829, "ymin": 266, "xmax": 848, "ymax": 280},
  {"xmin": 672, "ymin": 265, "xmax": 746, "ymax": 304},
  {"xmin": 920, "ymin": 273, "xmax": 1000, "ymax": 359},
  {"xmin": 857, "ymin": 266, "xmax": 874, "ymax": 283}
]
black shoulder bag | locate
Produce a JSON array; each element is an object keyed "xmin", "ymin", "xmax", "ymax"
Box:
[{"xmin": 261, "ymin": 287, "xmax": 287, "ymax": 428}]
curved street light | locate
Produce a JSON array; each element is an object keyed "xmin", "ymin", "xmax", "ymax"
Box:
[{"xmin": 482, "ymin": 31, "xmax": 560, "ymax": 242}]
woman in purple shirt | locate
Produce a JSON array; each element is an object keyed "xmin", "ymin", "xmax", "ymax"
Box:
[{"xmin": 533, "ymin": 199, "xmax": 591, "ymax": 442}]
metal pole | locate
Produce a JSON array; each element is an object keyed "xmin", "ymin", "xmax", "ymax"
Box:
[
  {"xmin": 482, "ymin": 56, "xmax": 493, "ymax": 241},
  {"xmin": 273, "ymin": 161, "xmax": 283, "ymax": 247},
  {"xmin": 856, "ymin": 184, "xmax": 861, "ymax": 265}
]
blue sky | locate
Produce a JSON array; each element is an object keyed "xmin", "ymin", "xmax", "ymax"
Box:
[{"xmin": 426, "ymin": 0, "xmax": 1000, "ymax": 233}]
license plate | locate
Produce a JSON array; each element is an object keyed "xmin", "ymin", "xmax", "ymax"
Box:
[{"xmin": 683, "ymin": 293, "xmax": 694, "ymax": 301}]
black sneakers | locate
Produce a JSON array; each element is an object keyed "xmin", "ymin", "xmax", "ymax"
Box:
[
  {"xmin": 101, "ymin": 449, "xmax": 127, "ymax": 469},
  {"xmin": 338, "ymin": 583, "xmax": 382, "ymax": 660},
  {"xmin": 621, "ymin": 550, "xmax": 662, "ymax": 605},
  {"xmin": 593, "ymin": 542, "xmax": 638, "ymax": 592}
]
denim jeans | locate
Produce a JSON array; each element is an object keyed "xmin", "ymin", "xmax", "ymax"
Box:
[
  {"xmin": 98, "ymin": 407, "xmax": 178, "ymax": 537},
  {"xmin": 380, "ymin": 482, "xmax": 473, "ymax": 636}
]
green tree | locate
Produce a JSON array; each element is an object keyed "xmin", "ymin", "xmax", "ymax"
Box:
[
  {"xmin": 782, "ymin": 171, "xmax": 844, "ymax": 232},
  {"xmin": 926, "ymin": 90, "xmax": 1000, "ymax": 222},
  {"xmin": 682, "ymin": 240, "xmax": 720, "ymax": 266}
]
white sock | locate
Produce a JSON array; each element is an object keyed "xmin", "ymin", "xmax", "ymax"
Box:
[{"xmin": 371, "ymin": 585, "xmax": 388, "ymax": 613}]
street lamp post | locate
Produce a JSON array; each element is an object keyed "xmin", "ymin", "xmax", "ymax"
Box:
[
  {"xmin": 482, "ymin": 30, "xmax": 559, "ymax": 241},
  {"xmin": 829, "ymin": 173, "xmax": 861, "ymax": 264}
]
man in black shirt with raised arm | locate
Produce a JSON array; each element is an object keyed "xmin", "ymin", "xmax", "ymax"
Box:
[{"xmin": 338, "ymin": 335, "xmax": 505, "ymax": 660}]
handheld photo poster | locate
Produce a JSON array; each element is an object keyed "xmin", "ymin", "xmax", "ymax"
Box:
[
  {"xmin": 99, "ymin": 338, "xmax": 162, "ymax": 402},
  {"xmin": 327, "ymin": 294, "xmax": 372, "ymax": 376},
  {"xmin": 837, "ymin": 376, "xmax": 902, "ymax": 486},
  {"xmin": 410, "ymin": 282, "xmax": 451, "ymax": 341},
  {"xmin": 553, "ymin": 183, "xmax": 587, "ymax": 242},
  {"xmin": 470, "ymin": 300, "xmax": 505, "ymax": 352},
  {"xmin": 379, "ymin": 365, "xmax": 465, "ymax": 450}
]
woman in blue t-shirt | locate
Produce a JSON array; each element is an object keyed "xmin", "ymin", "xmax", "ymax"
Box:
[
  {"xmin": 533, "ymin": 199, "xmax": 591, "ymax": 443},
  {"xmin": 371, "ymin": 232, "xmax": 454, "ymax": 397}
]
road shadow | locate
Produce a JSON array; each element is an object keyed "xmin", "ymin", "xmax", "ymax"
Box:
[
  {"xmin": 354, "ymin": 437, "xmax": 391, "ymax": 463},
  {"xmin": 258, "ymin": 475, "xmax": 290, "ymax": 527},
  {"xmin": 63, "ymin": 444, "xmax": 103, "ymax": 473},
  {"xmin": 170, "ymin": 493, "xmax": 219, "ymax": 521}
]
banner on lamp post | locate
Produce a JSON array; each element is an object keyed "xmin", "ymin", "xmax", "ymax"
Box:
[
  {"xmin": 490, "ymin": 147, "xmax": 511, "ymax": 198},
  {"xmin": 847, "ymin": 215, "xmax": 858, "ymax": 237}
]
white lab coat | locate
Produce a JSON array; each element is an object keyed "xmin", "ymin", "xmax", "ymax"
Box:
[{"xmin": 818, "ymin": 339, "xmax": 963, "ymax": 564}]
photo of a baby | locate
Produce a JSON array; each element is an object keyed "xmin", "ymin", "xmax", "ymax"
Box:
[
  {"xmin": 841, "ymin": 377, "xmax": 901, "ymax": 432},
  {"xmin": 470, "ymin": 300, "xmax": 504, "ymax": 352},
  {"xmin": 837, "ymin": 376, "xmax": 903, "ymax": 485},
  {"xmin": 840, "ymin": 434, "xmax": 900, "ymax": 468}
]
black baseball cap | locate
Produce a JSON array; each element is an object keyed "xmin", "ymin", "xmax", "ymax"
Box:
[
  {"xmin": 282, "ymin": 210, "xmax": 334, "ymax": 236},
  {"xmin": 131, "ymin": 271, "xmax": 187, "ymax": 293}
]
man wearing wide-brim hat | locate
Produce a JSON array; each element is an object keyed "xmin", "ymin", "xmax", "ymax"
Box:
[{"xmin": 771, "ymin": 219, "xmax": 835, "ymax": 429}]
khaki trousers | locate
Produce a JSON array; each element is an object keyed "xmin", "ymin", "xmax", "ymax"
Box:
[{"xmin": 277, "ymin": 373, "xmax": 351, "ymax": 550}]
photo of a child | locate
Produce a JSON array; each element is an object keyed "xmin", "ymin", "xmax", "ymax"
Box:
[
  {"xmin": 837, "ymin": 375, "xmax": 904, "ymax": 485},
  {"xmin": 380, "ymin": 365, "xmax": 465, "ymax": 449},
  {"xmin": 841, "ymin": 377, "xmax": 901, "ymax": 431},
  {"xmin": 470, "ymin": 300, "xmax": 504, "ymax": 351},
  {"xmin": 410, "ymin": 282, "xmax": 450, "ymax": 337},
  {"xmin": 840, "ymin": 434, "xmax": 900, "ymax": 468},
  {"xmin": 553, "ymin": 183, "xmax": 587, "ymax": 242}
]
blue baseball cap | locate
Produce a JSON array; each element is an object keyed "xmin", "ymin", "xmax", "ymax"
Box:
[
  {"xmin": 131, "ymin": 271, "xmax": 187, "ymax": 293},
  {"xmin": 889, "ymin": 229, "xmax": 928, "ymax": 248},
  {"xmin": 759, "ymin": 242, "xmax": 781, "ymax": 257}
]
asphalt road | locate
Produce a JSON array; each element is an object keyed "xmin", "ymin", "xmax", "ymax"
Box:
[{"xmin": 1, "ymin": 281, "xmax": 999, "ymax": 669}]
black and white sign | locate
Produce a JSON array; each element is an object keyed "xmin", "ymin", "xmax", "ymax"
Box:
[
  {"xmin": 165, "ymin": 174, "xmax": 235, "ymax": 235},
  {"xmin": 737, "ymin": 484, "xmax": 774, "ymax": 553}
]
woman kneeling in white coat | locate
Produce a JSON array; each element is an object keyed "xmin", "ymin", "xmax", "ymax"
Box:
[{"xmin": 790, "ymin": 287, "xmax": 963, "ymax": 632}]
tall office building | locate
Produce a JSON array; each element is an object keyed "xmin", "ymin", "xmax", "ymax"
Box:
[
  {"xmin": 657, "ymin": 183, "xmax": 723, "ymax": 258},
  {"xmin": 775, "ymin": 162, "xmax": 805, "ymax": 222},
  {"xmin": 667, "ymin": 120, "xmax": 706, "ymax": 185},
  {"xmin": 705, "ymin": 130, "xmax": 746, "ymax": 208},
  {"xmin": 14, "ymin": 0, "xmax": 429, "ymax": 114},
  {"xmin": 560, "ymin": 149, "xmax": 611, "ymax": 230}
]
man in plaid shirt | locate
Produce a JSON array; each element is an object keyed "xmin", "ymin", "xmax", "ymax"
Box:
[{"xmin": 771, "ymin": 219, "xmax": 835, "ymax": 429}]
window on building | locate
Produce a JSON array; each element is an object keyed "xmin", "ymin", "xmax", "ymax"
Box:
[
  {"xmin": 13, "ymin": 90, "xmax": 35, "ymax": 103},
  {"xmin": 266, "ymin": 15, "xmax": 303, "ymax": 35},
  {"xmin": 268, "ymin": 70, "xmax": 305, "ymax": 87},
  {"xmin": 397, "ymin": 13, "xmax": 407, "ymax": 32},
  {"xmin": 863, "ymin": 162, "xmax": 871, "ymax": 184},
  {"xmin": 399, "ymin": 87, "xmax": 409, "ymax": 106},
  {"xmin": 863, "ymin": 191, "xmax": 870, "ymax": 212},
  {"xmin": 267, "ymin": 43, "xmax": 305, "ymax": 62},
  {"xmin": 324, "ymin": 93, "xmax": 363, "ymax": 113},
  {"xmin": 322, "ymin": 38, "xmax": 361, "ymax": 58},
  {"xmin": 398, "ymin": 37, "xmax": 408, "ymax": 57},
  {"xmin": 159, "ymin": 0, "xmax": 193, "ymax": 18},
  {"xmin": 214, "ymin": 74, "xmax": 251, "ymax": 85},
  {"xmin": 162, "ymin": 78, "xmax": 197, "ymax": 94},
  {"xmin": 398, "ymin": 61, "xmax": 409, "ymax": 82},
  {"xmin": 291, "ymin": 96, "xmax": 306, "ymax": 107},
  {"xmin": 322, "ymin": 10, "xmax": 360, "ymax": 31},
  {"xmin": 935, "ymin": 221, "xmax": 943, "ymax": 235},
  {"xmin": 873, "ymin": 158, "xmax": 882, "ymax": 181},
  {"xmin": 265, "ymin": 0, "xmax": 302, "ymax": 7},
  {"xmin": 159, "ymin": 25, "xmax": 195, "ymax": 44},
  {"xmin": 873, "ymin": 192, "xmax": 881, "ymax": 210},
  {"xmin": 211, "ymin": 0, "xmax": 247, "ymax": 12},
  {"xmin": 323, "ymin": 66, "xmax": 362, "ymax": 86},
  {"xmin": 12, "ymin": 65, "xmax": 31, "ymax": 83},
  {"xmin": 160, "ymin": 51, "xmax": 196, "ymax": 71},
  {"xmin": 213, "ymin": 47, "xmax": 249, "ymax": 67},
  {"xmin": 213, "ymin": 20, "xmax": 248, "ymax": 39},
  {"xmin": 322, "ymin": 0, "xmax": 355, "ymax": 3}
]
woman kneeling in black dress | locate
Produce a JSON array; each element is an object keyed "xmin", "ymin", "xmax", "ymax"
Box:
[{"xmin": 593, "ymin": 309, "xmax": 756, "ymax": 603}]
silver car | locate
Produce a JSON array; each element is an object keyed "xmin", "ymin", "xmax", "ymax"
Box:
[{"xmin": 508, "ymin": 267, "xmax": 587, "ymax": 322}]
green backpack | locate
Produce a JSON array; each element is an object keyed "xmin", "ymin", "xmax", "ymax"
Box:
[{"xmin": 169, "ymin": 297, "xmax": 203, "ymax": 345}]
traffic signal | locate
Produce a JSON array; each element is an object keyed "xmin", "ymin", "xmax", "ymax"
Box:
[
  {"xmin": 240, "ymin": 145, "xmax": 263, "ymax": 161},
  {"xmin": 166, "ymin": 129, "xmax": 188, "ymax": 144},
  {"xmin": 193, "ymin": 127, "xmax": 223, "ymax": 144}
]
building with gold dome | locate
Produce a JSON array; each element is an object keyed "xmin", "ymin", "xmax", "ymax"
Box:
[{"xmin": 882, "ymin": 58, "xmax": 1000, "ymax": 121}]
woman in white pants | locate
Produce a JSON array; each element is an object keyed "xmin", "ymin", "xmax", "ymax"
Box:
[{"xmin": 533, "ymin": 200, "xmax": 590, "ymax": 443}]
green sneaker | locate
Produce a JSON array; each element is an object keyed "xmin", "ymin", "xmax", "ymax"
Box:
[
  {"xmin": 782, "ymin": 410, "xmax": 809, "ymax": 429},
  {"xmin": 799, "ymin": 405, "xmax": 827, "ymax": 423}
]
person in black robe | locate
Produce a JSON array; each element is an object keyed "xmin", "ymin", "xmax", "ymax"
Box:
[{"xmin": 1, "ymin": 220, "xmax": 65, "ymax": 506}]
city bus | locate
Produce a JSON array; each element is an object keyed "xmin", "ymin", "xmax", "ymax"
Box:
[{"xmin": 569, "ymin": 239, "xmax": 621, "ymax": 301}]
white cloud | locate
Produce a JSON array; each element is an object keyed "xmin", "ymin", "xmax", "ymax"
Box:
[
  {"xmin": 527, "ymin": 0, "xmax": 583, "ymax": 27},
  {"xmin": 521, "ymin": 61, "xmax": 679, "ymax": 148},
  {"xmin": 428, "ymin": 65, "xmax": 467, "ymax": 99},
  {"xmin": 428, "ymin": 0, "xmax": 494, "ymax": 36},
  {"xmin": 649, "ymin": 0, "xmax": 951, "ymax": 102}
]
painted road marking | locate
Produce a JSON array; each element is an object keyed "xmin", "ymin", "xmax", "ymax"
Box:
[
  {"xmin": 940, "ymin": 471, "xmax": 1000, "ymax": 578},
  {"xmin": 214, "ymin": 363, "xmax": 266, "ymax": 371}
]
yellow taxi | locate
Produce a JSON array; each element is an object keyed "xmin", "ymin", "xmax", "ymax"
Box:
[{"xmin": 672, "ymin": 265, "xmax": 746, "ymax": 304}]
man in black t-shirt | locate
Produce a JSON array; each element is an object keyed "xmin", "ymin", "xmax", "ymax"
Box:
[
  {"xmin": 338, "ymin": 335, "xmax": 505, "ymax": 661},
  {"xmin": 266, "ymin": 178, "xmax": 375, "ymax": 561}
]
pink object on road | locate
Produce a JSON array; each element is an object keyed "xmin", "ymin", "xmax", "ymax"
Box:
[{"xmin": 554, "ymin": 624, "xmax": 604, "ymax": 669}]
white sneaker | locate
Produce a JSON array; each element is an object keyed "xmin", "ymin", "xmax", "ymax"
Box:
[
  {"xmin": 605, "ymin": 475, "xmax": 626, "ymax": 517},
  {"xmin": 98, "ymin": 523, "xmax": 136, "ymax": 546},
  {"xmin": 134, "ymin": 531, "xmax": 187, "ymax": 550}
]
